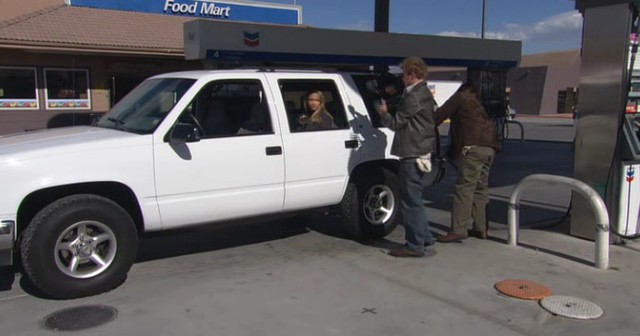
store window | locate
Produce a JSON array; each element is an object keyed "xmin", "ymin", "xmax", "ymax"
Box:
[
  {"xmin": 44, "ymin": 68, "xmax": 91, "ymax": 109},
  {"xmin": 0, "ymin": 66, "xmax": 38, "ymax": 109}
]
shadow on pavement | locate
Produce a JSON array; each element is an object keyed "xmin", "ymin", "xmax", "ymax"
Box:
[
  {"xmin": 488, "ymin": 140, "xmax": 574, "ymax": 188},
  {"xmin": 516, "ymin": 241, "xmax": 595, "ymax": 268},
  {"xmin": 425, "ymin": 136, "xmax": 584, "ymax": 265},
  {"xmin": 10, "ymin": 216, "xmax": 316, "ymax": 300},
  {"xmin": 426, "ymin": 139, "xmax": 573, "ymax": 226},
  {"xmin": 136, "ymin": 217, "xmax": 313, "ymax": 263},
  {"xmin": 0, "ymin": 265, "xmax": 53, "ymax": 300},
  {"xmin": 0, "ymin": 266, "xmax": 16, "ymax": 292}
]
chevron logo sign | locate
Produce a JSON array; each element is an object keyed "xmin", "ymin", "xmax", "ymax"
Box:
[{"xmin": 244, "ymin": 31, "xmax": 260, "ymax": 47}]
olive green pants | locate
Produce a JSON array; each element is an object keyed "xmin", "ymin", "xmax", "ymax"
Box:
[{"xmin": 450, "ymin": 146, "xmax": 496, "ymax": 236}]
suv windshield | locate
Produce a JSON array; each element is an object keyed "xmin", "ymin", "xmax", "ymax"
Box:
[{"xmin": 96, "ymin": 78, "xmax": 196, "ymax": 134}]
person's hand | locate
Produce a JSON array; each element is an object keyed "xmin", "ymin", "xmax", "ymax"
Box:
[
  {"xmin": 377, "ymin": 99, "xmax": 388, "ymax": 116},
  {"xmin": 298, "ymin": 114, "xmax": 309, "ymax": 124}
]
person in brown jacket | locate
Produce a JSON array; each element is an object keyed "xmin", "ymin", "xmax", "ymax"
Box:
[{"xmin": 434, "ymin": 83, "xmax": 501, "ymax": 242}]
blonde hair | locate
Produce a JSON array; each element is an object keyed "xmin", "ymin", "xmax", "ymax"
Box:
[
  {"xmin": 306, "ymin": 91, "xmax": 334, "ymax": 124},
  {"xmin": 400, "ymin": 57, "xmax": 429, "ymax": 80}
]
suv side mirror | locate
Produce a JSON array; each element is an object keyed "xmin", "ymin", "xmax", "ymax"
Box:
[{"xmin": 169, "ymin": 123, "xmax": 201, "ymax": 143}]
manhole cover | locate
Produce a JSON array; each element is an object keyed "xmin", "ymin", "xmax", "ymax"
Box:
[
  {"xmin": 495, "ymin": 279, "xmax": 552, "ymax": 300},
  {"xmin": 42, "ymin": 305, "xmax": 117, "ymax": 331},
  {"xmin": 540, "ymin": 295, "xmax": 604, "ymax": 320}
]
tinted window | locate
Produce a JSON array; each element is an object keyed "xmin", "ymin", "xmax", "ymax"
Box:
[
  {"xmin": 180, "ymin": 80, "xmax": 272, "ymax": 138},
  {"xmin": 278, "ymin": 79, "xmax": 348, "ymax": 132}
]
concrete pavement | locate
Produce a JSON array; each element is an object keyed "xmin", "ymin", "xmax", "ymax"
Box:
[{"xmin": 1, "ymin": 118, "xmax": 639, "ymax": 336}]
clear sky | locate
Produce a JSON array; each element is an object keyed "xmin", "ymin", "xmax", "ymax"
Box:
[{"xmin": 261, "ymin": 0, "xmax": 582, "ymax": 55}]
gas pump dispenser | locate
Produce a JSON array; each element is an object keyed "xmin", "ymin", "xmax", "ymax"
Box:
[
  {"xmin": 617, "ymin": 15, "xmax": 640, "ymax": 237},
  {"xmin": 573, "ymin": 0, "xmax": 640, "ymax": 240},
  {"xmin": 467, "ymin": 68, "xmax": 508, "ymax": 120},
  {"xmin": 617, "ymin": 107, "xmax": 640, "ymax": 236}
]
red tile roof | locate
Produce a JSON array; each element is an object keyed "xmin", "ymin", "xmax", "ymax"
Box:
[{"xmin": 0, "ymin": 5, "xmax": 198, "ymax": 56}]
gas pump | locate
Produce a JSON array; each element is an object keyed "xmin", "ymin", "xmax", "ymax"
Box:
[
  {"xmin": 467, "ymin": 68, "xmax": 508, "ymax": 119},
  {"xmin": 617, "ymin": 19, "xmax": 640, "ymax": 237},
  {"xmin": 612, "ymin": 6, "xmax": 640, "ymax": 238},
  {"xmin": 468, "ymin": 68, "xmax": 508, "ymax": 138},
  {"xmin": 573, "ymin": 0, "xmax": 640, "ymax": 240},
  {"xmin": 617, "ymin": 107, "xmax": 640, "ymax": 236}
]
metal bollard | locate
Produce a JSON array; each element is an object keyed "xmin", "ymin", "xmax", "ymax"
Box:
[
  {"xmin": 505, "ymin": 120, "xmax": 525, "ymax": 142},
  {"xmin": 508, "ymin": 174, "xmax": 609, "ymax": 270}
]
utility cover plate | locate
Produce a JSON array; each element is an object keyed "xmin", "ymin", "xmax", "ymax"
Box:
[
  {"xmin": 540, "ymin": 295, "xmax": 604, "ymax": 320},
  {"xmin": 495, "ymin": 279, "xmax": 552, "ymax": 300},
  {"xmin": 42, "ymin": 305, "xmax": 117, "ymax": 331}
]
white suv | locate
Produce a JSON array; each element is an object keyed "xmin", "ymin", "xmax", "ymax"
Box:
[{"xmin": 0, "ymin": 70, "xmax": 430, "ymax": 299}]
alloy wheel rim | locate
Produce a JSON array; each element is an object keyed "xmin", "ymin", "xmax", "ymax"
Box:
[
  {"xmin": 54, "ymin": 220, "xmax": 117, "ymax": 279},
  {"xmin": 363, "ymin": 184, "xmax": 395, "ymax": 225}
]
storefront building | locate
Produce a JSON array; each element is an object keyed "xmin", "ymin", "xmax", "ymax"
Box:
[
  {"xmin": 429, "ymin": 49, "xmax": 582, "ymax": 116},
  {"xmin": 0, "ymin": 0, "xmax": 300, "ymax": 134}
]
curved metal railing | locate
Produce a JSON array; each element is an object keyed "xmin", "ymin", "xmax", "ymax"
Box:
[
  {"xmin": 505, "ymin": 119, "xmax": 525, "ymax": 142},
  {"xmin": 508, "ymin": 174, "xmax": 609, "ymax": 270}
]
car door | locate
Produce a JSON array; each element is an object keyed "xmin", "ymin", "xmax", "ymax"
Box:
[
  {"xmin": 267, "ymin": 74, "xmax": 361, "ymax": 211},
  {"xmin": 153, "ymin": 75, "xmax": 285, "ymax": 228}
]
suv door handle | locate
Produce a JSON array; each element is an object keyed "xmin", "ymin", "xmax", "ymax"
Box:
[
  {"xmin": 344, "ymin": 140, "xmax": 359, "ymax": 148},
  {"xmin": 265, "ymin": 146, "xmax": 283, "ymax": 156}
]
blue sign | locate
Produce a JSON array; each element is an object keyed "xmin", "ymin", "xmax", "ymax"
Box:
[
  {"xmin": 205, "ymin": 49, "xmax": 519, "ymax": 68},
  {"xmin": 68, "ymin": 0, "xmax": 300, "ymax": 25}
]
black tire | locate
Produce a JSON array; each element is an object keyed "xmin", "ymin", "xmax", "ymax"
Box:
[
  {"xmin": 340, "ymin": 167, "xmax": 400, "ymax": 240},
  {"xmin": 20, "ymin": 194, "xmax": 138, "ymax": 299}
]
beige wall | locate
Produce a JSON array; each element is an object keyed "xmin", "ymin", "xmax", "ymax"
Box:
[
  {"xmin": 431, "ymin": 62, "xmax": 579, "ymax": 116},
  {"xmin": 506, "ymin": 66, "xmax": 547, "ymax": 116},
  {"xmin": 539, "ymin": 64, "xmax": 581, "ymax": 115},
  {"xmin": 0, "ymin": 0, "xmax": 64, "ymax": 21},
  {"xmin": 430, "ymin": 50, "xmax": 581, "ymax": 116}
]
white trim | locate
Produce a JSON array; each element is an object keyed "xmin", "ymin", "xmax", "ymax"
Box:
[
  {"xmin": 0, "ymin": 66, "xmax": 39, "ymax": 110},
  {"xmin": 43, "ymin": 68, "xmax": 92, "ymax": 110}
]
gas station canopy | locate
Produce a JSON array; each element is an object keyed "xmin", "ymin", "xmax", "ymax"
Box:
[{"xmin": 183, "ymin": 19, "xmax": 522, "ymax": 68}]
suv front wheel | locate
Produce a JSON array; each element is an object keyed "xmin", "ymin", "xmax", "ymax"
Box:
[
  {"xmin": 20, "ymin": 194, "xmax": 138, "ymax": 299},
  {"xmin": 340, "ymin": 167, "xmax": 400, "ymax": 240}
]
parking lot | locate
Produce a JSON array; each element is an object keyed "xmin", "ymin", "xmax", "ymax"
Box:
[{"xmin": 2, "ymin": 116, "xmax": 640, "ymax": 336}]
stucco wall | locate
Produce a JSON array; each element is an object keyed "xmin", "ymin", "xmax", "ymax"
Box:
[
  {"xmin": 540, "ymin": 64, "xmax": 581, "ymax": 114},
  {"xmin": 506, "ymin": 66, "xmax": 547, "ymax": 116}
]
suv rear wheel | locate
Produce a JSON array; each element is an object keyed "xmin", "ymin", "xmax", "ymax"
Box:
[{"xmin": 340, "ymin": 167, "xmax": 400, "ymax": 240}]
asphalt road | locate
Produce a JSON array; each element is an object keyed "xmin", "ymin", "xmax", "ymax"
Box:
[{"xmin": 438, "ymin": 115, "xmax": 576, "ymax": 143}]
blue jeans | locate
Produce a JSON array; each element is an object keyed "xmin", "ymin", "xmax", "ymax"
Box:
[{"xmin": 399, "ymin": 159, "xmax": 435, "ymax": 252}]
